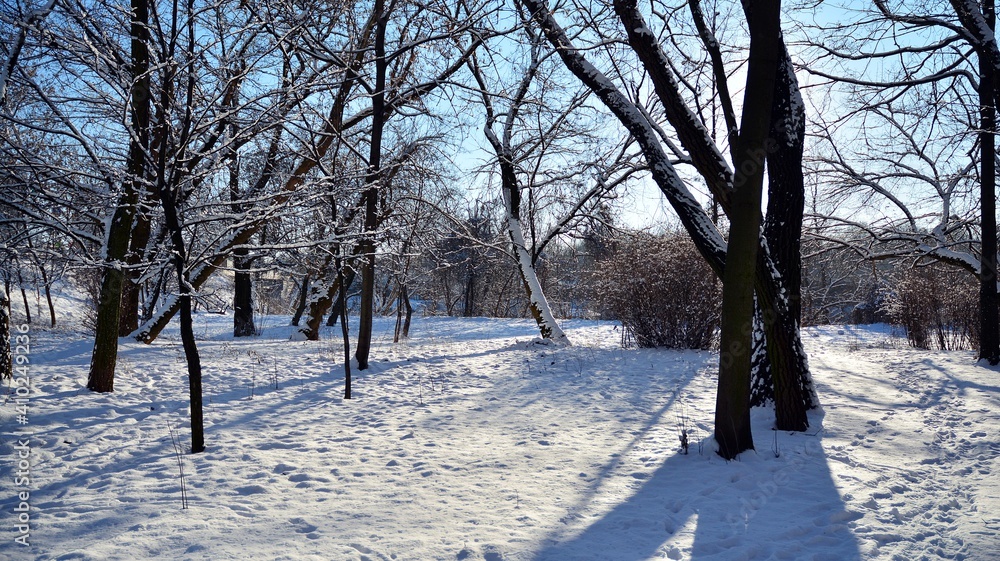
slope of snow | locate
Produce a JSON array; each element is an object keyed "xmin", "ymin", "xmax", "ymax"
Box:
[{"xmin": 1, "ymin": 316, "xmax": 997, "ymax": 560}]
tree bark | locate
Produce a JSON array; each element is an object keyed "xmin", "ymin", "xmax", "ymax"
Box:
[
  {"xmin": 153, "ymin": 0, "xmax": 205, "ymax": 452},
  {"xmin": 290, "ymin": 274, "xmax": 310, "ymax": 327},
  {"xmin": 980, "ymin": 0, "xmax": 1000, "ymax": 364},
  {"xmin": 356, "ymin": 0, "xmax": 388, "ymax": 371},
  {"xmin": 229, "ymin": 138, "xmax": 255, "ymax": 338},
  {"xmin": 0, "ymin": 288, "xmax": 11, "ymax": 380},
  {"xmin": 88, "ymin": 0, "xmax": 150, "ymax": 393},
  {"xmin": 337, "ymin": 251, "xmax": 352, "ymax": 399},
  {"xmin": 713, "ymin": 0, "xmax": 782, "ymax": 459},
  {"xmin": 233, "ymin": 249, "xmax": 255, "ymax": 337},
  {"xmin": 326, "ymin": 265, "xmax": 357, "ymax": 327},
  {"xmin": 750, "ymin": 38, "xmax": 813, "ymax": 421}
]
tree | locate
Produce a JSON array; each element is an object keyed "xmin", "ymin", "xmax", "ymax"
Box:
[
  {"xmin": 88, "ymin": 0, "xmax": 151, "ymax": 393},
  {"xmin": 807, "ymin": 0, "xmax": 1000, "ymax": 364},
  {"xmin": 710, "ymin": 0, "xmax": 782, "ymax": 459},
  {"xmin": 522, "ymin": 0, "xmax": 815, "ymax": 455},
  {"xmin": 466, "ymin": 11, "xmax": 641, "ymax": 343},
  {"xmin": 0, "ymin": 287, "xmax": 10, "ymax": 380}
]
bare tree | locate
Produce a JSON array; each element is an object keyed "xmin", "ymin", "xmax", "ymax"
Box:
[
  {"xmin": 0, "ymin": 286, "xmax": 10, "ymax": 380},
  {"xmin": 522, "ymin": 0, "xmax": 816, "ymax": 456},
  {"xmin": 806, "ymin": 0, "xmax": 1000, "ymax": 363}
]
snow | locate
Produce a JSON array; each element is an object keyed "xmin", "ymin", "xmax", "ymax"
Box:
[{"xmin": 1, "ymin": 314, "xmax": 999, "ymax": 560}]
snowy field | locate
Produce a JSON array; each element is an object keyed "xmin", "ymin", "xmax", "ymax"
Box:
[{"xmin": 1, "ymin": 311, "xmax": 999, "ymax": 560}]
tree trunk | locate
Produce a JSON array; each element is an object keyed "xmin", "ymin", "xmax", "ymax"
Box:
[
  {"xmin": 16, "ymin": 270, "xmax": 30, "ymax": 324},
  {"xmin": 714, "ymin": 0, "xmax": 781, "ymax": 460},
  {"xmin": 749, "ymin": 303, "xmax": 773, "ymax": 407},
  {"xmin": 88, "ymin": 0, "xmax": 150, "ymax": 393},
  {"xmin": 120, "ymin": 194, "xmax": 154, "ymax": 336},
  {"xmin": 394, "ymin": 284, "xmax": 412, "ymax": 342},
  {"xmin": 402, "ymin": 284, "xmax": 413, "ymax": 338},
  {"xmin": 750, "ymin": 38, "xmax": 815, "ymax": 424},
  {"xmin": 764, "ymin": 41, "xmax": 806, "ymax": 325},
  {"xmin": 980, "ymin": 0, "xmax": 1000, "ymax": 364},
  {"xmin": 337, "ymin": 253, "xmax": 352, "ymax": 399},
  {"xmin": 178, "ymin": 286, "xmax": 205, "ymax": 453},
  {"xmin": 463, "ymin": 263, "xmax": 476, "ymax": 317},
  {"xmin": 43, "ymin": 281, "xmax": 55, "ymax": 328},
  {"xmin": 0, "ymin": 288, "xmax": 11, "ymax": 380},
  {"xmin": 290, "ymin": 274, "xmax": 310, "ymax": 327},
  {"xmin": 233, "ymin": 249, "xmax": 255, "ymax": 337},
  {"xmin": 326, "ymin": 265, "xmax": 356, "ymax": 327},
  {"xmin": 295, "ymin": 248, "xmax": 360, "ymax": 340},
  {"xmin": 230, "ymin": 141, "xmax": 255, "ymax": 338},
  {"xmin": 356, "ymin": 0, "xmax": 387, "ymax": 371},
  {"xmin": 507, "ymin": 212, "xmax": 569, "ymax": 343}
]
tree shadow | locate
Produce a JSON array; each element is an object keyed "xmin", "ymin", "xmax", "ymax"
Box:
[{"xmin": 531, "ymin": 410, "xmax": 861, "ymax": 561}]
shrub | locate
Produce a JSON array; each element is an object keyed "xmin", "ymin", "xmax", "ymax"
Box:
[
  {"xmin": 883, "ymin": 264, "xmax": 978, "ymax": 350},
  {"xmin": 596, "ymin": 232, "xmax": 721, "ymax": 349}
]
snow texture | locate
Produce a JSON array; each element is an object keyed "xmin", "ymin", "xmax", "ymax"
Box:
[{"xmin": 2, "ymin": 312, "xmax": 999, "ymax": 560}]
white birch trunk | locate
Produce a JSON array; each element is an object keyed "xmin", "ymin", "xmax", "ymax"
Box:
[{"xmin": 503, "ymin": 199, "xmax": 570, "ymax": 345}]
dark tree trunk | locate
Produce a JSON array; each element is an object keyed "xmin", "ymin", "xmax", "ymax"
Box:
[
  {"xmin": 526, "ymin": 0, "xmax": 814, "ymax": 437},
  {"xmin": 750, "ymin": 38, "xmax": 814, "ymax": 428},
  {"xmin": 980, "ymin": 0, "xmax": 1000, "ymax": 364},
  {"xmin": 0, "ymin": 289, "xmax": 11, "ymax": 380},
  {"xmin": 356, "ymin": 0, "xmax": 387, "ymax": 371},
  {"xmin": 178, "ymin": 288, "xmax": 205, "ymax": 453},
  {"xmin": 88, "ymin": 0, "xmax": 150, "ymax": 393},
  {"xmin": 228, "ymin": 102, "xmax": 255, "ymax": 338},
  {"xmin": 326, "ymin": 266, "xmax": 357, "ymax": 327},
  {"xmin": 337, "ymin": 254, "xmax": 352, "ymax": 399},
  {"xmin": 233, "ymin": 249, "xmax": 255, "ymax": 337},
  {"xmin": 402, "ymin": 284, "xmax": 413, "ymax": 338},
  {"xmin": 394, "ymin": 284, "xmax": 411, "ymax": 343},
  {"xmin": 119, "ymin": 195, "xmax": 154, "ymax": 336},
  {"xmin": 463, "ymin": 265, "xmax": 476, "ymax": 317},
  {"xmin": 152, "ymin": 0, "xmax": 204, "ymax": 453},
  {"xmin": 763, "ymin": 42, "xmax": 805, "ymax": 325},
  {"xmin": 291, "ymin": 275, "xmax": 310, "ymax": 327},
  {"xmin": 16, "ymin": 271, "xmax": 30, "ymax": 324},
  {"xmin": 119, "ymin": 277, "xmax": 139, "ymax": 336},
  {"xmin": 713, "ymin": 0, "xmax": 781, "ymax": 459},
  {"xmin": 41, "ymin": 266, "xmax": 55, "ymax": 328}
]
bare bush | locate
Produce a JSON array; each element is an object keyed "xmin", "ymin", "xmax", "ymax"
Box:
[
  {"xmin": 883, "ymin": 264, "xmax": 978, "ymax": 350},
  {"xmin": 596, "ymin": 233, "xmax": 721, "ymax": 349}
]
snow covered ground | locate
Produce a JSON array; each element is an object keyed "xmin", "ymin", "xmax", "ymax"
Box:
[{"xmin": 1, "ymin": 312, "xmax": 998, "ymax": 560}]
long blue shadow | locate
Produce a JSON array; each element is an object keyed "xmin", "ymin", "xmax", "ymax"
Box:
[{"xmin": 531, "ymin": 411, "xmax": 861, "ymax": 561}]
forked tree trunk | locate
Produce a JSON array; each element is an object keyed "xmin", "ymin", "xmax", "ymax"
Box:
[
  {"xmin": 750, "ymin": 37, "xmax": 814, "ymax": 421},
  {"xmin": 469, "ymin": 35, "xmax": 569, "ymax": 345},
  {"xmin": 525, "ymin": 0, "xmax": 813, "ymax": 445}
]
